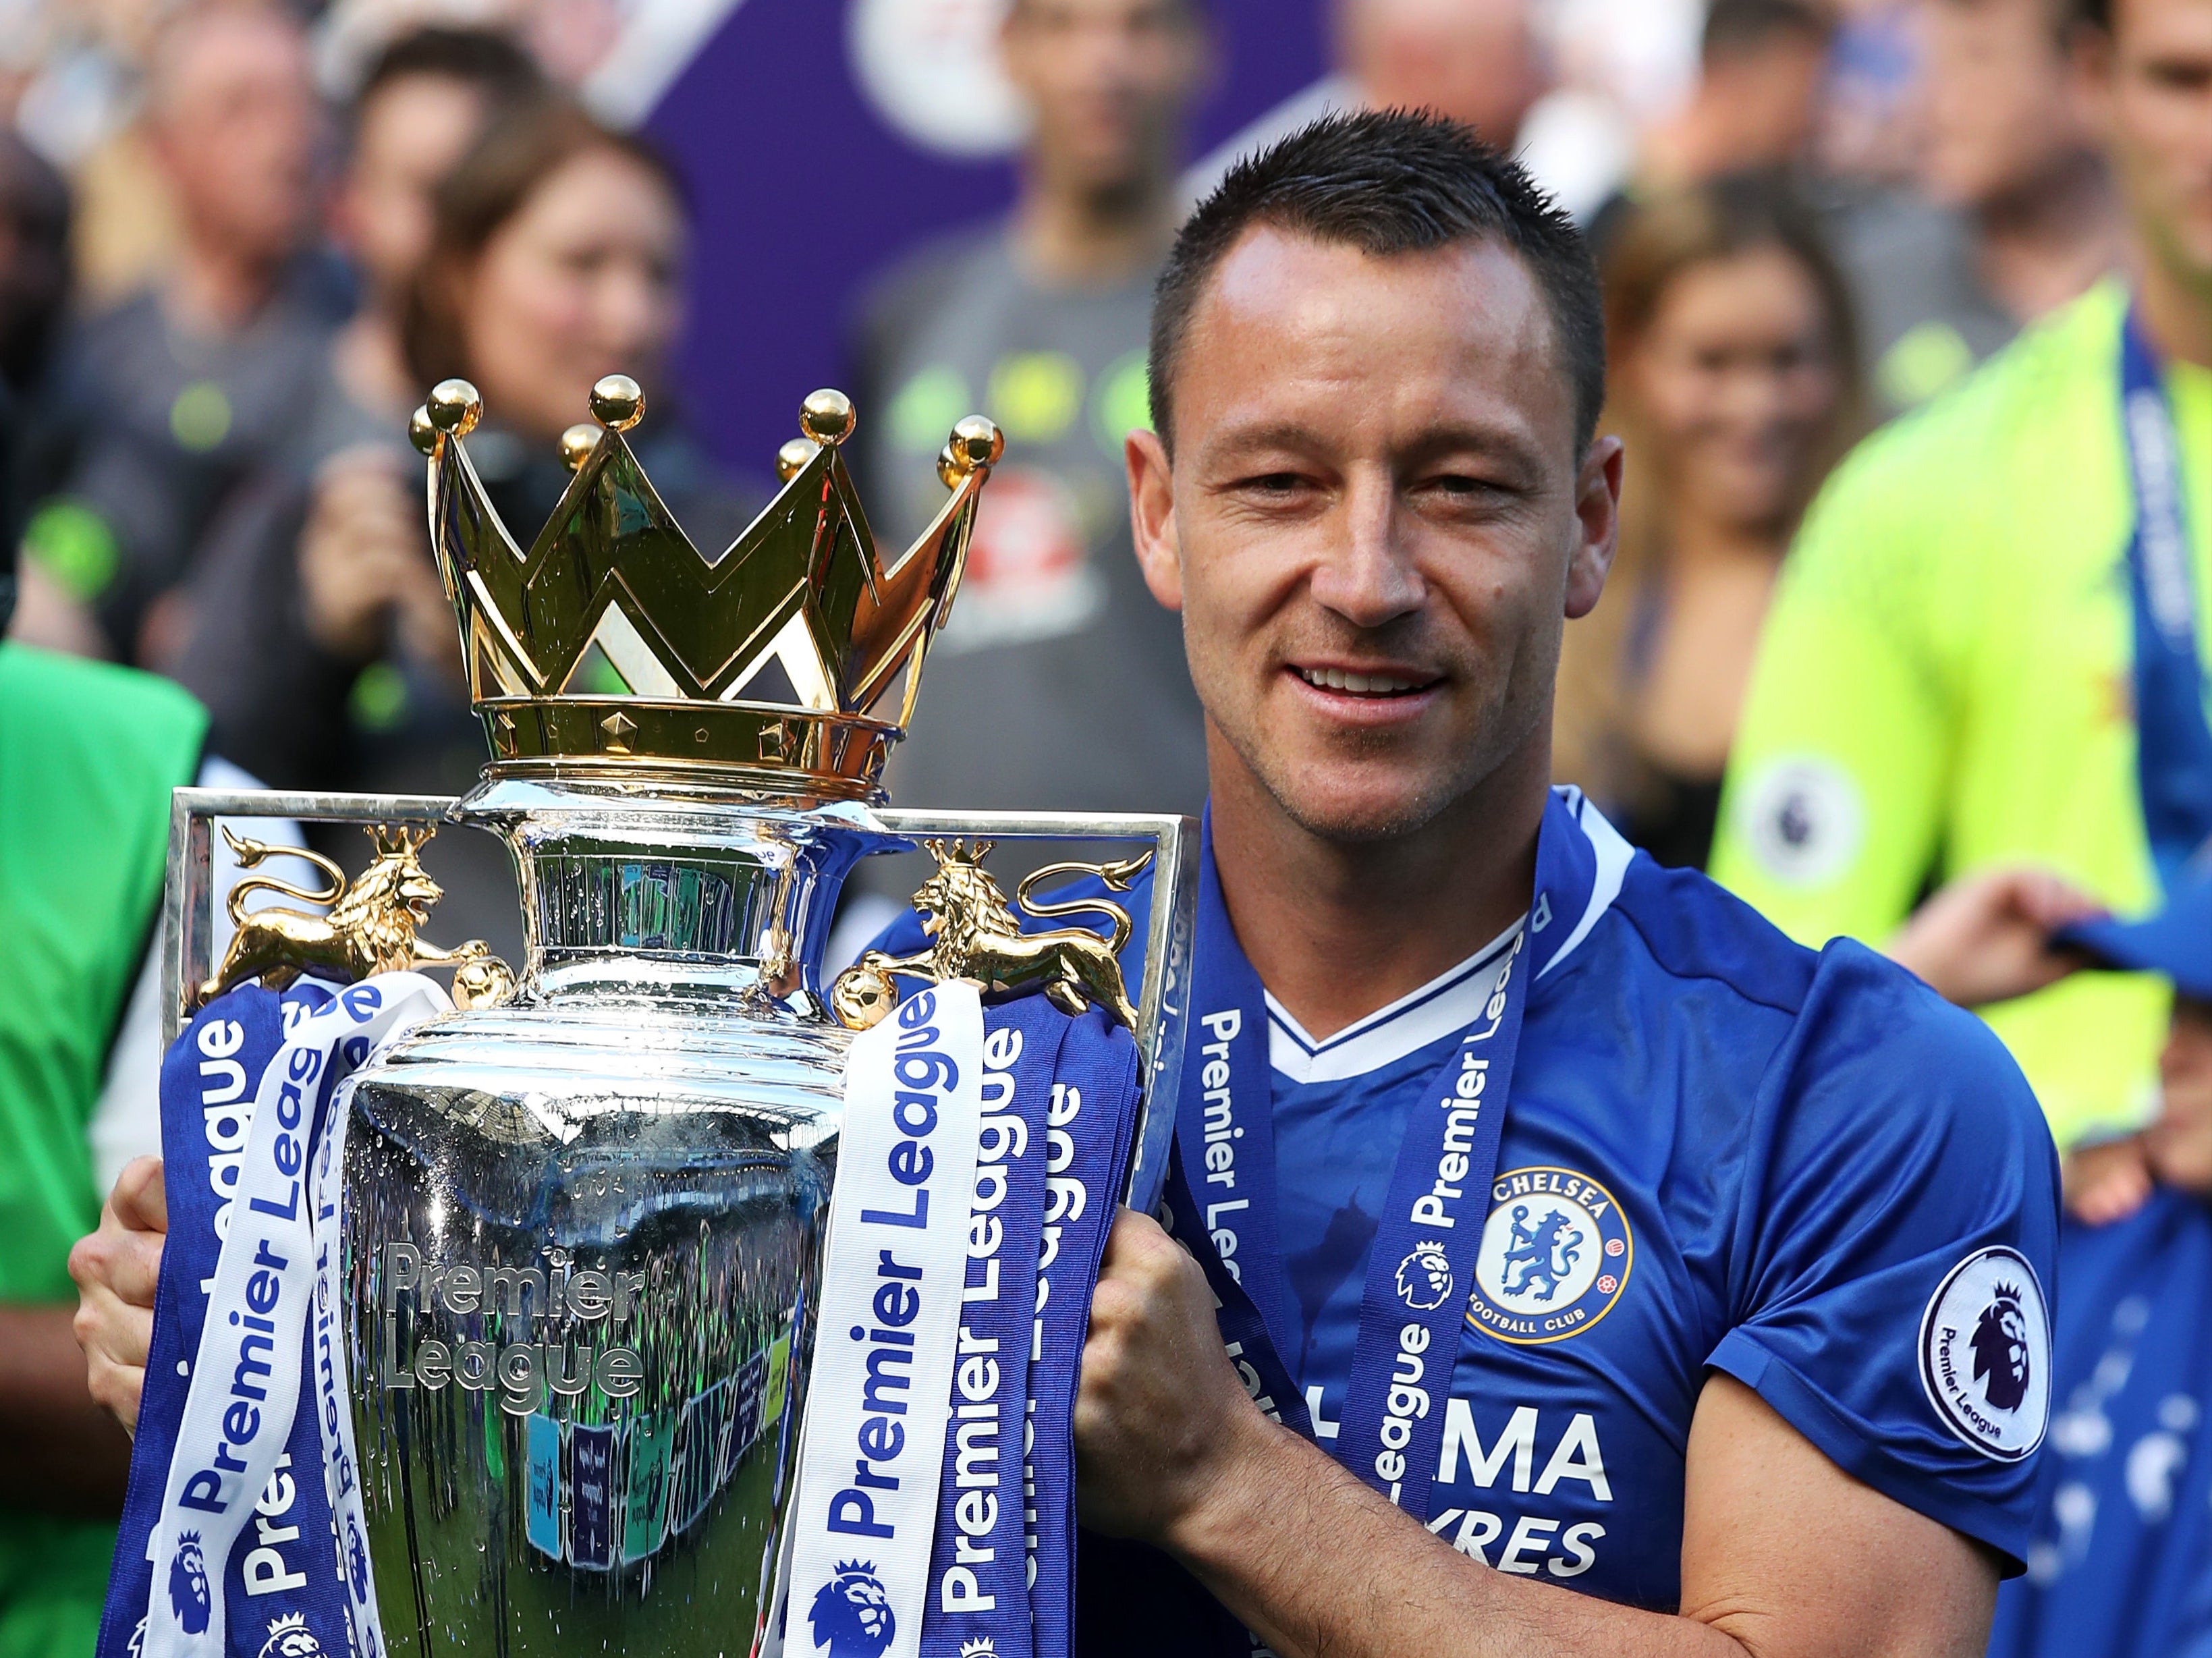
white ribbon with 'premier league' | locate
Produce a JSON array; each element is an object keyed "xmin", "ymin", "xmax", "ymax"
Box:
[
  {"xmin": 142, "ymin": 976, "xmax": 445, "ymax": 1658},
  {"xmin": 776, "ymin": 983, "xmax": 987, "ymax": 1658}
]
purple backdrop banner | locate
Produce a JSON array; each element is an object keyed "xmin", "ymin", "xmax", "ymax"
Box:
[{"xmin": 645, "ymin": 0, "xmax": 1329, "ymax": 476}]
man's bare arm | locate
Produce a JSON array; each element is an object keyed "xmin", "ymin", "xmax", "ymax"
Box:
[
  {"xmin": 0, "ymin": 1304, "xmax": 134, "ymax": 1514},
  {"xmin": 1076, "ymin": 1211, "xmax": 1997, "ymax": 1658}
]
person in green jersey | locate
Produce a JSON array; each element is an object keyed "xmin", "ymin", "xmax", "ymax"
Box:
[
  {"xmin": 0, "ymin": 544, "xmax": 299, "ymax": 1658},
  {"xmin": 1711, "ymin": 0, "xmax": 2212, "ymax": 1153}
]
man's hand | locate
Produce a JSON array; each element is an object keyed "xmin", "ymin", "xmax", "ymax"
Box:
[
  {"xmin": 1886, "ymin": 866, "xmax": 2101, "ymax": 1009},
  {"xmin": 67, "ymin": 1155, "xmax": 169, "ymax": 1437},
  {"xmin": 1074, "ymin": 1209, "xmax": 1277, "ymax": 1545},
  {"xmin": 2064, "ymin": 1135, "xmax": 2156, "ymax": 1225}
]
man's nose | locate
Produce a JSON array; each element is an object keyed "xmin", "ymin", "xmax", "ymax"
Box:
[{"xmin": 1307, "ymin": 472, "xmax": 1424, "ymax": 629}]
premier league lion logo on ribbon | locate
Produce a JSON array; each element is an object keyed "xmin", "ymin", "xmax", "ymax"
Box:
[
  {"xmin": 168, "ymin": 1531, "xmax": 212, "ymax": 1634},
  {"xmin": 1971, "ymin": 1283, "xmax": 2032, "ymax": 1412},
  {"xmin": 256, "ymin": 1613, "xmax": 325, "ymax": 1658},
  {"xmin": 809, "ymin": 1561, "xmax": 894, "ymax": 1657},
  {"xmin": 1395, "ymin": 1240, "xmax": 1454, "ymax": 1311}
]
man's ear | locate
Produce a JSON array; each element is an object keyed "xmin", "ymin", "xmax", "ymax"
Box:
[
  {"xmin": 1565, "ymin": 435, "xmax": 1624, "ymax": 621},
  {"xmin": 1126, "ymin": 427, "xmax": 1184, "ymax": 613}
]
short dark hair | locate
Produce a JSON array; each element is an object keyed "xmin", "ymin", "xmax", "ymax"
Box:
[
  {"xmin": 356, "ymin": 26, "xmax": 543, "ymax": 118},
  {"xmin": 1701, "ymin": 0, "xmax": 1834, "ymax": 65},
  {"xmin": 1148, "ymin": 109, "xmax": 1605, "ymax": 455}
]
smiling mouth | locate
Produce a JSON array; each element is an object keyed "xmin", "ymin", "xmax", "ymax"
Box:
[{"xmin": 1292, "ymin": 665, "xmax": 1437, "ymax": 697}]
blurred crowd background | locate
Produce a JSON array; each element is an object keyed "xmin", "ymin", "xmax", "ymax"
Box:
[
  {"xmin": 0, "ymin": 0, "xmax": 2143, "ymax": 931},
  {"xmin": 1, "ymin": 0, "xmax": 2209, "ymax": 1653}
]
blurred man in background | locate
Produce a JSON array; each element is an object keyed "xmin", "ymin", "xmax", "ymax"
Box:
[
  {"xmin": 1334, "ymin": 0, "xmax": 1546, "ymax": 149},
  {"xmin": 322, "ymin": 28, "xmax": 544, "ymax": 439},
  {"xmin": 1838, "ymin": 0, "xmax": 2122, "ymax": 415},
  {"xmin": 16, "ymin": 1, "xmax": 332, "ymax": 668},
  {"xmin": 1714, "ymin": 0, "xmax": 2212, "ymax": 1156},
  {"xmin": 849, "ymin": 0, "xmax": 1214, "ymax": 850},
  {"xmin": 1585, "ymin": 0, "xmax": 1837, "ymax": 256}
]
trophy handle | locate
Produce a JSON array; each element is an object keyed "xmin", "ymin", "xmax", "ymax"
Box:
[
  {"xmin": 165, "ymin": 792, "xmax": 1201, "ymax": 1216},
  {"xmin": 163, "ymin": 789, "xmax": 464, "ymax": 1048},
  {"xmin": 872, "ymin": 809, "xmax": 1201, "ymax": 1217}
]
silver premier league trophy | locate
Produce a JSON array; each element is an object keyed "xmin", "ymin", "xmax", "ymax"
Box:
[{"xmin": 160, "ymin": 375, "xmax": 1197, "ymax": 1658}]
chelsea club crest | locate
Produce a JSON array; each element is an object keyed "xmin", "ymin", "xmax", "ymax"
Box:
[{"xmin": 1465, "ymin": 1167, "xmax": 1633, "ymax": 1345}]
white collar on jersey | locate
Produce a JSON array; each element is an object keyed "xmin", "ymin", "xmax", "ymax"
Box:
[{"xmin": 1263, "ymin": 790, "xmax": 1634, "ymax": 1086}]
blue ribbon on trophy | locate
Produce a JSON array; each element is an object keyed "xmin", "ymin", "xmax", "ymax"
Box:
[
  {"xmin": 764, "ymin": 984, "xmax": 1143, "ymax": 1658},
  {"xmin": 98, "ymin": 976, "xmax": 448, "ymax": 1658}
]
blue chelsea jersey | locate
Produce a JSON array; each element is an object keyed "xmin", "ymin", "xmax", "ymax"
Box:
[
  {"xmin": 867, "ymin": 792, "xmax": 2062, "ymax": 1626},
  {"xmin": 1989, "ymin": 1191, "xmax": 2212, "ymax": 1658}
]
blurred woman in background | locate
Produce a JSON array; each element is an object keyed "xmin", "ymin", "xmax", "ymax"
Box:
[
  {"xmin": 1555, "ymin": 173, "xmax": 1860, "ymax": 868},
  {"xmin": 170, "ymin": 92, "xmax": 754, "ymax": 949}
]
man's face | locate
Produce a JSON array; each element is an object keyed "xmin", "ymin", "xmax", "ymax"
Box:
[
  {"xmin": 1128, "ymin": 229, "xmax": 1619, "ymax": 843},
  {"xmin": 1918, "ymin": 0, "xmax": 2093, "ymax": 210},
  {"xmin": 1337, "ymin": 0, "xmax": 1546, "ymax": 150},
  {"xmin": 2145, "ymin": 997, "xmax": 2212, "ymax": 1194},
  {"xmin": 1000, "ymin": 0, "xmax": 1207, "ymax": 198},
  {"xmin": 151, "ymin": 9, "xmax": 319, "ymax": 265},
  {"xmin": 2091, "ymin": 0, "xmax": 2212, "ymax": 296},
  {"xmin": 340, "ymin": 74, "xmax": 490, "ymax": 306}
]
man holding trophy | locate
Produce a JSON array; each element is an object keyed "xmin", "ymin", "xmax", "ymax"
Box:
[{"xmin": 74, "ymin": 112, "xmax": 2056, "ymax": 1658}]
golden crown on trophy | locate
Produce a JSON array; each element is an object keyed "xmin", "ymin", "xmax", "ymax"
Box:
[{"xmin": 407, "ymin": 373, "xmax": 1003, "ymax": 798}]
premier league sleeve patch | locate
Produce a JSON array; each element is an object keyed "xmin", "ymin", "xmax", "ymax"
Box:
[
  {"xmin": 1466, "ymin": 1168, "xmax": 1633, "ymax": 1345},
  {"xmin": 1918, "ymin": 1246, "xmax": 2051, "ymax": 1462}
]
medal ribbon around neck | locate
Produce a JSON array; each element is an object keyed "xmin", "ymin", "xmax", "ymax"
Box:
[
  {"xmin": 2122, "ymin": 306, "xmax": 2212, "ymax": 889},
  {"xmin": 1167, "ymin": 791, "xmax": 1599, "ymax": 1520}
]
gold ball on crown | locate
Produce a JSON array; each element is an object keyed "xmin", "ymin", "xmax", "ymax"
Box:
[
  {"xmin": 408, "ymin": 405, "xmax": 439, "ymax": 456},
  {"xmin": 949, "ymin": 414, "xmax": 1004, "ymax": 473},
  {"xmin": 427, "ymin": 379, "xmax": 482, "ymax": 436},
  {"xmin": 590, "ymin": 375, "xmax": 645, "ymax": 430},
  {"xmin": 800, "ymin": 388, "xmax": 856, "ymax": 447},
  {"xmin": 777, "ymin": 437, "xmax": 821, "ymax": 482},
  {"xmin": 559, "ymin": 422, "xmax": 601, "ymax": 472}
]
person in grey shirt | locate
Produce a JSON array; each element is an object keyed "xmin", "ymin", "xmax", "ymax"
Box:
[
  {"xmin": 1832, "ymin": 0, "xmax": 2120, "ymax": 418},
  {"xmin": 848, "ymin": 0, "xmax": 1214, "ymax": 848}
]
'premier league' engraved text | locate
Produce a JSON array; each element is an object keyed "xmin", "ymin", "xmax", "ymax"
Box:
[{"xmin": 375, "ymin": 1241, "xmax": 644, "ymax": 1413}]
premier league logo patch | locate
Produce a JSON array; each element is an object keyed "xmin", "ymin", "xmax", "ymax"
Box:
[
  {"xmin": 1465, "ymin": 1167, "xmax": 1633, "ymax": 1345},
  {"xmin": 1395, "ymin": 1240, "xmax": 1454, "ymax": 1311},
  {"xmin": 256, "ymin": 1613, "xmax": 325, "ymax": 1658},
  {"xmin": 1737, "ymin": 756, "xmax": 1863, "ymax": 888},
  {"xmin": 168, "ymin": 1530, "xmax": 212, "ymax": 1634},
  {"xmin": 809, "ymin": 1560, "xmax": 894, "ymax": 1657},
  {"xmin": 1919, "ymin": 1246, "xmax": 2051, "ymax": 1462}
]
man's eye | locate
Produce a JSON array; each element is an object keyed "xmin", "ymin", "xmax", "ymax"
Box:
[{"xmin": 1241, "ymin": 473, "xmax": 1309, "ymax": 496}]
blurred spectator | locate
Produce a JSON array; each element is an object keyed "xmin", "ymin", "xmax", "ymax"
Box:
[
  {"xmin": 1554, "ymin": 175, "xmax": 1860, "ymax": 868},
  {"xmin": 324, "ymin": 27, "xmax": 545, "ymax": 438},
  {"xmin": 1712, "ymin": 0, "xmax": 2212, "ymax": 1151},
  {"xmin": 848, "ymin": 0, "xmax": 1213, "ymax": 841},
  {"xmin": 1584, "ymin": 0, "xmax": 1837, "ymax": 257},
  {"xmin": 1335, "ymin": 0, "xmax": 1545, "ymax": 148},
  {"xmin": 0, "ymin": 133, "xmax": 72, "ymax": 590},
  {"xmin": 168, "ymin": 94, "xmax": 752, "ymax": 952},
  {"xmin": 1837, "ymin": 0, "xmax": 2122, "ymax": 415},
  {"xmin": 16, "ymin": 1, "xmax": 336, "ymax": 667},
  {"xmin": 1185, "ymin": 0, "xmax": 1549, "ymax": 212}
]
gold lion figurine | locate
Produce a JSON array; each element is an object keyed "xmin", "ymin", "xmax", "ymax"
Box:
[
  {"xmin": 835, "ymin": 839, "xmax": 1149, "ymax": 1031},
  {"xmin": 194, "ymin": 825, "xmax": 502, "ymax": 1009}
]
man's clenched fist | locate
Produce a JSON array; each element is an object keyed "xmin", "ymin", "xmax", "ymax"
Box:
[
  {"xmin": 67, "ymin": 1155, "xmax": 169, "ymax": 1437},
  {"xmin": 1072, "ymin": 1208, "xmax": 1277, "ymax": 1549}
]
